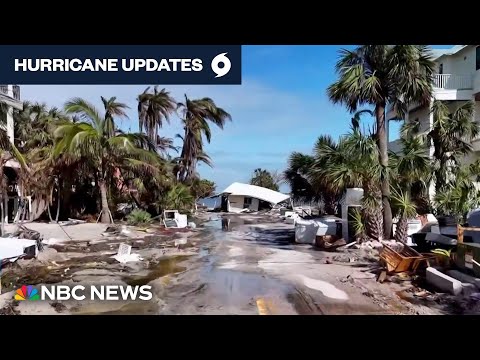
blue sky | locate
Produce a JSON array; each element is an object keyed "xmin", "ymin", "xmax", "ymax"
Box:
[{"xmin": 21, "ymin": 45, "xmax": 453, "ymax": 193}]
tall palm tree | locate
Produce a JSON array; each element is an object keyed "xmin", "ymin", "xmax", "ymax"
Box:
[
  {"xmin": 309, "ymin": 135, "xmax": 344, "ymax": 214},
  {"xmin": 401, "ymin": 100, "xmax": 479, "ymax": 195},
  {"xmin": 177, "ymin": 95, "xmax": 231, "ymax": 182},
  {"xmin": 56, "ymin": 97, "xmax": 162, "ymax": 223},
  {"xmin": 137, "ymin": 86, "xmax": 176, "ymax": 144},
  {"xmin": 328, "ymin": 45, "xmax": 435, "ymax": 238},
  {"xmin": 389, "ymin": 131, "xmax": 432, "ymax": 242}
]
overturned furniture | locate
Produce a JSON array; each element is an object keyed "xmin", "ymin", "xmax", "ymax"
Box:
[
  {"xmin": 379, "ymin": 244, "xmax": 423, "ymax": 273},
  {"xmin": 163, "ymin": 210, "xmax": 188, "ymax": 229}
]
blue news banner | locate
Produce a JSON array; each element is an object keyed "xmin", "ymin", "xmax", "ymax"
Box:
[{"xmin": 0, "ymin": 45, "xmax": 242, "ymax": 85}]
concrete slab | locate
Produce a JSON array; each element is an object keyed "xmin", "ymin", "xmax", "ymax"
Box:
[
  {"xmin": 446, "ymin": 270, "xmax": 480, "ymax": 290},
  {"xmin": 426, "ymin": 267, "xmax": 463, "ymax": 295}
]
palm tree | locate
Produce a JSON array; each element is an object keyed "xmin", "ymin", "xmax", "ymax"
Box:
[
  {"xmin": 176, "ymin": 95, "xmax": 231, "ymax": 182},
  {"xmin": 250, "ymin": 168, "xmax": 280, "ymax": 191},
  {"xmin": 310, "ymin": 127, "xmax": 383, "ymax": 240},
  {"xmin": 434, "ymin": 161, "xmax": 480, "ymax": 224},
  {"xmin": 328, "ymin": 45, "xmax": 435, "ymax": 238},
  {"xmin": 284, "ymin": 152, "xmax": 318, "ymax": 203},
  {"xmin": 137, "ymin": 86, "xmax": 176, "ymax": 144},
  {"xmin": 56, "ymin": 97, "xmax": 162, "ymax": 223},
  {"xmin": 160, "ymin": 183, "xmax": 195, "ymax": 212},
  {"xmin": 309, "ymin": 135, "xmax": 344, "ymax": 214},
  {"xmin": 391, "ymin": 188, "xmax": 417, "ymax": 242}
]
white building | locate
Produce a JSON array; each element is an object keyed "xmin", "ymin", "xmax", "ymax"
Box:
[
  {"xmin": 387, "ymin": 45, "xmax": 480, "ymax": 195},
  {"xmin": 218, "ymin": 182, "xmax": 290, "ymax": 213},
  {"xmin": 0, "ymin": 85, "xmax": 25, "ymax": 224},
  {"xmin": 0, "ymin": 85, "xmax": 22, "ymax": 142}
]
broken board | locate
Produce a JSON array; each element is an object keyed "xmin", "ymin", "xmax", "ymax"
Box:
[{"xmin": 117, "ymin": 243, "xmax": 132, "ymax": 257}]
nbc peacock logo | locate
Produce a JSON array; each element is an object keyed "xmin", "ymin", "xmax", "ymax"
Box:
[{"xmin": 14, "ymin": 285, "xmax": 40, "ymax": 301}]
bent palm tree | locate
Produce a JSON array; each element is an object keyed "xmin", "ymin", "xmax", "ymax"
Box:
[
  {"xmin": 177, "ymin": 95, "xmax": 231, "ymax": 182},
  {"xmin": 328, "ymin": 45, "xmax": 435, "ymax": 238},
  {"xmin": 57, "ymin": 97, "xmax": 162, "ymax": 223},
  {"xmin": 137, "ymin": 86, "xmax": 176, "ymax": 144}
]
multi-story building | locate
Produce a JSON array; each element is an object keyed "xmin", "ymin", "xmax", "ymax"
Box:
[
  {"xmin": 387, "ymin": 45, "xmax": 480, "ymax": 196},
  {"xmin": 0, "ymin": 85, "xmax": 24, "ymax": 224},
  {"xmin": 0, "ymin": 84, "xmax": 22, "ymax": 142}
]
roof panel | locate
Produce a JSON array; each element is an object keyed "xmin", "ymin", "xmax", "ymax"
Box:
[{"xmin": 220, "ymin": 182, "xmax": 290, "ymax": 204}]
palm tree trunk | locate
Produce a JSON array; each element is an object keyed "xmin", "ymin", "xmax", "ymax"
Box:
[
  {"xmin": 376, "ymin": 103, "xmax": 393, "ymax": 239},
  {"xmin": 1, "ymin": 197, "xmax": 4, "ymax": 237},
  {"xmin": 98, "ymin": 179, "xmax": 111, "ymax": 223},
  {"xmin": 47, "ymin": 203, "xmax": 53, "ymax": 222},
  {"xmin": 363, "ymin": 181, "xmax": 384, "ymax": 242},
  {"xmin": 55, "ymin": 180, "xmax": 61, "ymax": 222},
  {"xmin": 394, "ymin": 216, "xmax": 408, "ymax": 243}
]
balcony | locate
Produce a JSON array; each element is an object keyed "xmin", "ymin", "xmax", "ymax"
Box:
[
  {"xmin": 433, "ymin": 74, "xmax": 473, "ymax": 90},
  {"xmin": 0, "ymin": 85, "xmax": 21, "ymax": 101}
]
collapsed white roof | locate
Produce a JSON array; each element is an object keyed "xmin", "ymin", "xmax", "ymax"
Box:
[{"xmin": 220, "ymin": 182, "xmax": 290, "ymax": 205}]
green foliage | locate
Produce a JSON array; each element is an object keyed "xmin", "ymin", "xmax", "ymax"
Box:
[
  {"xmin": 250, "ymin": 168, "xmax": 282, "ymax": 191},
  {"xmin": 431, "ymin": 248, "xmax": 451, "ymax": 258},
  {"xmin": 157, "ymin": 183, "xmax": 195, "ymax": 213},
  {"xmin": 391, "ymin": 187, "xmax": 417, "ymax": 220},
  {"xmin": 350, "ymin": 207, "xmax": 366, "ymax": 240},
  {"xmin": 190, "ymin": 178, "xmax": 216, "ymax": 200},
  {"xmin": 434, "ymin": 164, "xmax": 480, "ymax": 224},
  {"xmin": 2, "ymin": 88, "xmax": 230, "ymax": 224},
  {"xmin": 126, "ymin": 209, "xmax": 153, "ymax": 226}
]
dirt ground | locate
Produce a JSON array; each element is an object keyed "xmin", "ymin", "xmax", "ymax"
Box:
[{"xmin": 1, "ymin": 214, "xmax": 478, "ymax": 315}]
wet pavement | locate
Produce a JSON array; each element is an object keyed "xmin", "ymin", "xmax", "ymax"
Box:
[
  {"xmin": 1, "ymin": 214, "xmax": 426, "ymax": 315},
  {"xmin": 156, "ymin": 215, "xmax": 397, "ymax": 315}
]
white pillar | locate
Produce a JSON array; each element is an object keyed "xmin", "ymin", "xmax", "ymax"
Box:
[
  {"xmin": 6, "ymin": 105, "xmax": 14, "ymax": 143},
  {"xmin": 428, "ymin": 97, "xmax": 436, "ymax": 201},
  {"xmin": 341, "ymin": 204, "xmax": 349, "ymax": 241},
  {"xmin": 4, "ymin": 196, "xmax": 8, "ymax": 224},
  {"xmin": 7, "ymin": 85, "xmax": 13, "ymax": 98}
]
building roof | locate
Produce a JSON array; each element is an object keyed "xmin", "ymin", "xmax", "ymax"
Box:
[
  {"xmin": 430, "ymin": 45, "xmax": 470, "ymax": 60},
  {"xmin": 220, "ymin": 182, "xmax": 290, "ymax": 204}
]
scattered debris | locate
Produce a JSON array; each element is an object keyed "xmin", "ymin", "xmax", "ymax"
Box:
[
  {"xmin": 56, "ymin": 218, "xmax": 87, "ymax": 226},
  {"xmin": 111, "ymin": 243, "xmax": 143, "ymax": 263},
  {"xmin": 50, "ymin": 301, "xmax": 67, "ymax": 313},
  {"xmin": 379, "ymin": 244, "xmax": 423, "ymax": 273},
  {"xmin": 426, "ymin": 267, "xmax": 463, "ymax": 295}
]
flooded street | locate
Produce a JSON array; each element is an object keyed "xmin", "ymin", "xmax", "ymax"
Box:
[
  {"xmin": 1, "ymin": 214, "xmax": 434, "ymax": 315},
  {"xmin": 154, "ymin": 215, "xmax": 406, "ymax": 315}
]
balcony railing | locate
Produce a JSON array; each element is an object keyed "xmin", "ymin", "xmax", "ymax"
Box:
[
  {"xmin": 433, "ymin": 74, "xmax": 473, "ymax": 90},
  {"xmin": 0, "ymin": 85, "xmax": 21, "ymax": 101}
]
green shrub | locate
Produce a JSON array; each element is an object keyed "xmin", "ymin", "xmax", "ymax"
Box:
[{"xmin": 126, "ymin": 209, "xmax": 153, "ymax": 226}]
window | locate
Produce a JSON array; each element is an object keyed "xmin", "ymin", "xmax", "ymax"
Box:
[
  {"xmin": 243, "ymin": 197, "xmax": 252, "ymax": 208},
  {"xmin": 439, "ymin": 63, "xmax": 443, "ymax": 74},
  {"xmin": 476, "ymin": 46, "xmax": 480, "ymax": 70}
]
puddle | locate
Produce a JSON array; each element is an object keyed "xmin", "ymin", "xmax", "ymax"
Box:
[
  {"xmin": 72, "ymin": 301, "xmax": 159, "ymax": 315},
  {"xmin": 297, "ymin": 275, "xmax": 349, "ymax": 300},
  {"xmin": 201, "ymin": 268, "xmax": 294, "ymax": 306},
  {"xmin": 124, "ymin": 255, "xmax": 190, "ymax": 286}
]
